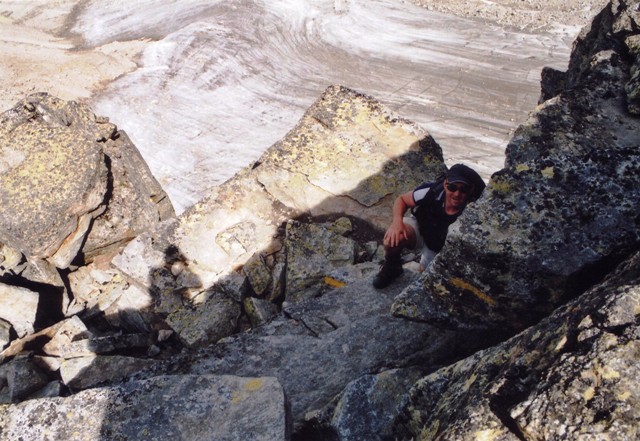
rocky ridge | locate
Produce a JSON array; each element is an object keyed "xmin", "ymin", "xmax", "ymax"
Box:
[{"xmin": 0, "ymin": 1, "xmax": 639, "ymax": 440}]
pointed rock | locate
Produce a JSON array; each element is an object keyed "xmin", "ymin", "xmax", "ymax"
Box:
[{"xmin": 394, "ymin": 252, "xmax": 640, "ymax": 440}]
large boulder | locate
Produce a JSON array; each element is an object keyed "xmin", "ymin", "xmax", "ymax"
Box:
[
  {"xmin": 113, "ymin": 85, "xmax": 446, "ymax": 346},
  {"xmin": 0, "ymin": 93, "xmax": 174, "ymax": 270},
  {"xmin": 0, "ymin": 96, "xmax": 108, "ymax": 267},
  {"xmin": 0, "ymin": 283, "xmax": 38, "ymax": 338},
  {"xmin": 0, "ymin": 375, "xmax": 290, "ymax": 440},
  {"xmin": 393, "ymin": 251, "xmax": 640, "ymax": 440},
  {"xmin": 393, "ymin": 0, "xmax": 640, "ymax": 332}
]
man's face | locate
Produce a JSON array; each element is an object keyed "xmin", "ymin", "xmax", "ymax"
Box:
[{"xmin": 444, "ymin": 179, "xmax": 472, "ymax": 213}]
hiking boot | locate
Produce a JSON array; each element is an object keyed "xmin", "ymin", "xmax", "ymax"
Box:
[{"xmin": 372, "ymin": 259, "xmax": 403, "ymax": 289}]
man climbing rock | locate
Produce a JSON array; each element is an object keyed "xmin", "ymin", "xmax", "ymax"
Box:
[{"xmin": 373, "ymin": 163, "xmax": 485, "ymax": 289}]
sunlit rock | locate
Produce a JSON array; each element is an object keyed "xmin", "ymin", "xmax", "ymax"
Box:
[
  {"xmin": 0, "ymin": 283, "xmax": 38, "ymax": 338},
  {"xmin": 0, "ymin": 320, "xmax": 9, "ymax": 351},
  {"xmin": 113, "ymin": 84, "xmax": 445, "ymax": 346},
  {"xmin": 0, "ymin": 93, "xmax": 174, "ymax": 271},
  {"xmin": 42, "ymin": 315, "xmax": 93, "ymax": 357},
  {"xmin": 0, "ymin": 95, "xmax": 108, "ymax": 267}
]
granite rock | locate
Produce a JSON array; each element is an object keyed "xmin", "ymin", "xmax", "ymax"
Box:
[
  {"xmin": 393, "ymin": 252, "xmax": 640, "ymax": 441},
  {"xmin": 0, "ymin": 375, "xmax": 289, "ymax": 441}
]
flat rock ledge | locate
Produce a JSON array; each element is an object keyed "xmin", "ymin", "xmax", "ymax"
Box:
[{"xmin": 0, "ymin": 374, "xmax": 290, "ymax": 441}]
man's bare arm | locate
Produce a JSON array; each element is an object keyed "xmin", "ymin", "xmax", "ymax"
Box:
[{"xmin": 383, "ymin": 191, "xmax": 416, "ymax": 247}]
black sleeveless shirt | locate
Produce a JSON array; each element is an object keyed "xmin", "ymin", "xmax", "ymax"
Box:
[{"xmin": 411, "ymin": 182, "xmax": 460, "ymax": 252}]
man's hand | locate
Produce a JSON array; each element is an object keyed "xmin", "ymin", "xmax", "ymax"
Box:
[
  {"xmin": 383, "ymin": 221, "xmax": 411, "ymax": 248},
  {"xmin": 382, "ymin": 190, "xmax": 416, "ymax": 248}
]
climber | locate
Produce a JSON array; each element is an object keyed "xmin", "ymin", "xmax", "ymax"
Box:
[{"xmin": 372, "ymin": 163, "xmax": 485, "ymax": 289}]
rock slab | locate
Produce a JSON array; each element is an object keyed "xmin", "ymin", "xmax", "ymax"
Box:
[
  {"xmin": 0, "ymin": 374, "xmax": 290, "ymax": 441},
  {"xmin": 394, "ymin": 251, "xmax": 640, "ymax": 441}
]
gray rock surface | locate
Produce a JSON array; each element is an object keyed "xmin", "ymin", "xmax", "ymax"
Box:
[
  {"xmin": 0, "ymin": 3, "xmax": 637, "ymax": 439},
  {"xmin": 393, "ymin": 0, "xmax": 640, "ymax": 333},
  {"xmin": 393, "ymin": 251, "xmax": 640, "ymax": 440},
  {"xmin": 0, "ymin": 356, "xmax": 49, "ymax": 404},
  {"xmin": 0, "ymin": 375, "xmax": 289, "ymax": 441},
  {"xmin": 305, "ymin": 367, "xmax": 427, "ymax": 441},
  {"xmin": 59, "ymin": 355, "xmax": 157, "ymax": 390},
  {"xmin": 183, "ymin": 273, "xmax": 494, "ymax": 433}
]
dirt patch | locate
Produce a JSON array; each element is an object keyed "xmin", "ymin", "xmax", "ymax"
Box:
[{"xmin": 408, "ymin": 0, "xmax": 610, "ymax": 33}]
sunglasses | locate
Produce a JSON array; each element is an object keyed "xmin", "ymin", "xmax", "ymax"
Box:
[{"xmin": 446, "ymin": 183, "xmax": 471, "ymax": 194}]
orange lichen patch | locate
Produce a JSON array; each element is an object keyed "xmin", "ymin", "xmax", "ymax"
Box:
[
  {"xmin": 450, "ymin": 277, "xmax": 497, "ymax": 306},
  {"xmin": 324, "ymin": 276, "xmax": 347, "ymax": 288}
]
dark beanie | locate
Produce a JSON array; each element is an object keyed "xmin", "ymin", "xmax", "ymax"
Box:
[{"xmin": 446, "ymin": 164, "xmax": 486, "ymax": 202}]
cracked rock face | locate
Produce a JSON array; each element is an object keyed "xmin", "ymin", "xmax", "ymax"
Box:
[
  {"xmin": 393, "ymin": 0, "xmax": 640, "ymax": 332},
  {"xmin": 0, "ymin": 94, "xmax": 175, "ymax": 398},
  {"xmin": 393, "ymin": 251, "xmax": 640, "ymax": 441}
]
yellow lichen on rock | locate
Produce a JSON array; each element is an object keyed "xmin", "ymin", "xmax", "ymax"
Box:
[
  {"xmin": 232, "ymin": 378, "xmax": 265, "ymax": 404},
  {"xmin": 450, "ymin": 277, "xmax": 497, "ymax": 306},
  {"xmin": 541, "ymin": 166, "xmax": 555, "ymax": 179},
  {"xmin": 0, "ymin": 120, "xmax": 106, "ymax": 259},
  {"xmin": 487, "ymin": 179, "xmax": 512, "ymax": 195}
]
